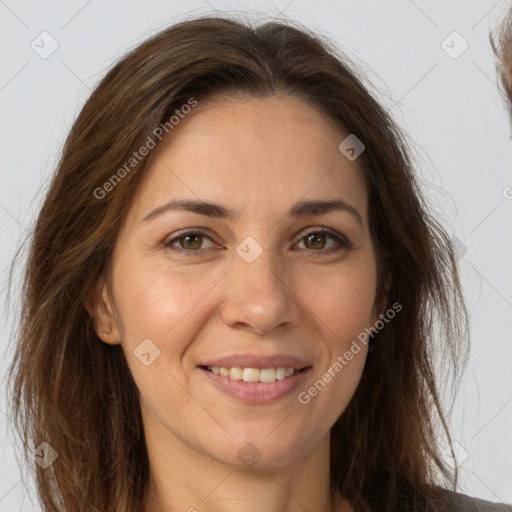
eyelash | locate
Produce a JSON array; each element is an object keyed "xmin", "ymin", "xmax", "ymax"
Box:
[{"xmin": 162, "ymin": 227, "xmax": 352, "ymax": 257}]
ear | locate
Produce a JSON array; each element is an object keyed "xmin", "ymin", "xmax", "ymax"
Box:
[{"xmin": 83, "ymin": 277, "xmax": 121, "ymax": 345}]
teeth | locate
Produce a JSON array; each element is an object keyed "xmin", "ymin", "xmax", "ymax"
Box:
[
  {"xmin": 229, "ymin": 367, "xmax": 243, "ymax": 380},
  {"xmin": 206, "ymin": 366, "xmax": 298, "ymax": 382},
  {"xmin": 259, "ymin": 368, "xmax": 276, "ymax": 383},
  {"xmin": 243, "ymin": 368, "xmax": 260, "ymax": 382},
  {"xmin": 276, "ymin": 367, "xmax": 286, "ymax": 380}
]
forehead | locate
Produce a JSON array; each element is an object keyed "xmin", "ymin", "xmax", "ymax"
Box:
[{"xmin": 126, "ymin": 94, "xmax": 369, "ymax": 225}]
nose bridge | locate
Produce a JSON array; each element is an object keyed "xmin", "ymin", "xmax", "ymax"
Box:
[
  {"xmin": 234, "ymin": 236, "xmax": 287, "ymax": 297},
  {"xmin": 219, "ymin": 237, "xmax": 301, "ymax": 333}
]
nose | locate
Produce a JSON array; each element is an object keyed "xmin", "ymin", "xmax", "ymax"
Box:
[{"xmin": 219, "ymin": 247, "xmax": 302, "ymax": 336}]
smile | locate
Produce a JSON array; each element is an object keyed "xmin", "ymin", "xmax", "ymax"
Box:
[
  {"xmin": 205, "ymin": 365, "xmax": 299, "ymax": 382},
  {"xmin": 199, "ymin": 365, "xmax": 312, "ymax": 404}
]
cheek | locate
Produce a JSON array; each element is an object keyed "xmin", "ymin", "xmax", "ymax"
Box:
[
  {"xmin": 304, "ymin": 258, "xmax": 378, "ymax": 341},
  {"xmin": 110, "ymin": 256, "xmax": 230, "ymax": 398},
  {"xmin": 299, "ymin": 259, "xmax": 376, "ymax": 397},
  {"xmin": 112, "ymin": 256, "xmax": 219, "ymax": 341},
  {"xmin": 111, "ymin": 262, "xmax": 216, "ymax": 409},
  {"xmin": 297, "ymin": 289, "xmax": 372, "ymax": 431}
]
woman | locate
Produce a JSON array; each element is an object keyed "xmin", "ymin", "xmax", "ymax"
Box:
[{"xmin": 7, "ymin": 14, "xmax": 512, "ymax": 512}]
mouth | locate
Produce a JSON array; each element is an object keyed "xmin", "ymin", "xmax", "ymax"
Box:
[
  {"xmin": 198, "ymin": 365, "xmax": 312, "ymax": 404},
  {"xmin": 200, "ymin": 365, "xmax": 310, "ymax": 383}
]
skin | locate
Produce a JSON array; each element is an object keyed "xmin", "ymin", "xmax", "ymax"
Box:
[{"xmin": 88, "ymin": 94, "xmax": 387, "ymax": 512}]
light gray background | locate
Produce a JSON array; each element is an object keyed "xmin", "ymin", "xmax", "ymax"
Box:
[{"xmin": 1, "ymin": 0, "xmax": 511, "ymax": 509}]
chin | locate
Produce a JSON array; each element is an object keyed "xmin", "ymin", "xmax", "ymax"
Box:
[{"xmin": 197, "ymin": 425, "xmax": 315, "ymax": 470}]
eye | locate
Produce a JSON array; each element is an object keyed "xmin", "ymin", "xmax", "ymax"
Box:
[
  {"xmin": 294, "ymin": 228, "xmax": 352, "ymax": 255},
  {"xmin": 163, "ymin": 229, "xmax": 218, "ymax": 255}
]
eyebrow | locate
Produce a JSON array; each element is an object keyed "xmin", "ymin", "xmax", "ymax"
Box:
[{"xmin": 142, "ymin": 198, "xmax": 363, "ymax": 228}]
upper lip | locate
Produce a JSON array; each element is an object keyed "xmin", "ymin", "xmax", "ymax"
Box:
[{"xmin": 198, "ymin": 354, "xmax": 312, "ymax": 370}]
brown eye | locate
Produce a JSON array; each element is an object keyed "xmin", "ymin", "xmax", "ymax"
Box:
[
  {"xmin": 295, "ymin": 228, "xmax": 352, "ymax": 254},
  {"xmin": 163, "ymin": 230, "xmax": 217, "ymax": 254},
  {"xmin": 178, "ymin": 234, "xmax": 203, "ymax": 250},
  {"xmin": 304, "ymin": 232, "xmax": 327, "ymax": 250}
]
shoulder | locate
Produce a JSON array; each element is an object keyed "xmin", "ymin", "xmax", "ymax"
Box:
[{"xmin": 433, "ymin": 489, "xmax": 512, "ymax": 512}]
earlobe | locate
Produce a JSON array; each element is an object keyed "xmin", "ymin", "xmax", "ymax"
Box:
[{"xmin": 83, "ymin": 279, "xmax": 121, "ymax": 345}]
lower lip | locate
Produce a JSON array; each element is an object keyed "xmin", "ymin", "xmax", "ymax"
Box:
[{"xmin": 198, "ymin": 367, "xmax": 312, "ymax": 404}]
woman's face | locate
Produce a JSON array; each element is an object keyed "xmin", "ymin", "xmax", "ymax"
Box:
[{"xmin": 97, "ymin": 94, "xmax": 382, "ymax": 469}]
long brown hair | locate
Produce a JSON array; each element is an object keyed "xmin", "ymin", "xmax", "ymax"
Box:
[{"xmin": 6, "ymin": 14, "xmax": 469, "ymax": 512}]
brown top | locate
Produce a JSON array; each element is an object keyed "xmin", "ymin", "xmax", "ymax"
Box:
[
  {"xmin": 445, "ymin": 491, "xmax": 512, "ymax": 512},
  {"xmin": 390, "ymin": 489, "xmax": 512, "ymax": 512},
  {"xmin": 347, "ymin": 481, "xmax": 512, "ymax": 511}
]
